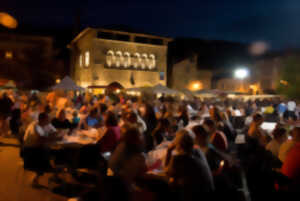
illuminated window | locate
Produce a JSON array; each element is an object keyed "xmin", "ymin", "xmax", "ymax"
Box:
[
  {"xmin": 133, "ymin": 53, "xmax": 141, "ymax": 68},
  {"xmin": 123, "ymin": 52, "xmax": 131, "ymax": 68},
  {"xmin": 141, "ymin": 53, "xmax": 148, "ymax": 69},
  {"xmin": 148, "ymin": 54, "xmax": 156, "ymax": 69},
  {"xmin": 79, "ymin": 54, "xmax": 83, "ymax": 67},
  {"xmin": 5, "ymin": 51, "xmax": 13, "ymax": 59},
  {"xmin": 106, "ymin": 50, "xmax": 115, "ymax": 67},
  {"xmin": 115, "ymin": 51, "xmax": 123, "ymax": 67},
  {"xmin": 85, "ymin": 51, "xmax": 90, "ymax": 67}
]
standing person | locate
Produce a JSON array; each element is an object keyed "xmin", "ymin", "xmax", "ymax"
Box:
[
  {"xmin": 140, "ymin": 103, "xmax": 157, "ymax": 151},
  {"xmin": 0, "ymin": 92, "xmax": 13, "ymax": 136}
]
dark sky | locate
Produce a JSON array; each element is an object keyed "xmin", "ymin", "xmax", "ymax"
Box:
[{"xmin": 2, "ymin": 0, "xmax": 300, "ymax": 49}]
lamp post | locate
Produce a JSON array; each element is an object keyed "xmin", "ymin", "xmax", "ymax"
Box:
[
  {"xmin": 234, "ymin": 68, "xmax": 249, "ymax": 92},
  {"xmin": 0, "ymin": 12, "xmax": 18, "ymax": 29}
]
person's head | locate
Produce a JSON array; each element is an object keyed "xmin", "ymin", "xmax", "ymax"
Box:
[
  {"xmin": 72, "ymin": 111, "xmax": 78, "ymax": 118},
  {"xmin": 252, "ymin": 113, "xmax": 264, "ymax": 126},
  {"xmin": 104, "ymin": 111, "xmax": 118, "ymax": 127},
  {"xmin": 89, "ymin": 108, "xmax": 98, "ymax": 118},
  {"xmin": 122, "ymin": 127, "xmax": 144, "ymax": 151},
  {"xmin": 44, "ymin": 105, "xmax": 51, "ymax": 114},
  {"xmin": 125, "ymin": 111, "xmax": 138, "ymax": 124},
  {"xmin": 272, "ymin": 127, "xmax": 287, "ymax": 144},
  {"xmin": 38, "ymin": 112, "xmax": 49, "ymax": 126},
  {"xmin": 192, "ymin": 125, "xmax": 210, "ymax": 147},
  {"xmin": 99, "ymin": 103, "xmax": 108, "ymax": 114},
  {"xmin": 173, "ymin": 129, "xmax": 194, "ymax": 154},
  {"xmin": 291, "ymin": 127, "xmax": 300, "ymax": 142},
  {"xmin": 209, "ymin": 107, "xmax": 222, "ymax": 122},
  {"xmin": 56, "ymin": 109, "xmax": 66, "ymax": 121},
  {"xmin": 203, "ymin": 119, "xmax": 216, "ymax": 134},
  {"xmin": 157, "ymin": 118, "xmax": 170, "ymax": 132}
]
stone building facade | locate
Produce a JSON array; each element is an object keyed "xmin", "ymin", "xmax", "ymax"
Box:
[
  {"xmin": 171, "ymin": 55, "xmax": 212, "ymax": 91},
  {"xmin": 69, "ymin": 28, "xmax": 170, "ymax": 88}
]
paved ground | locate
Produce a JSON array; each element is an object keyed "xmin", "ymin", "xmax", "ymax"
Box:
[{"xmin": 0, "ymin": 137, "xmax": 67, "ymax": 201}]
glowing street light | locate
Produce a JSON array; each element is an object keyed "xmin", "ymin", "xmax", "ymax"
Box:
[
  {"xmin": 0, "ymin": 12, "xmax": 18, "ymax": 29},
  {"xmin": 234, "ymin": 68, "xmax": 249, "ymax": 80}
]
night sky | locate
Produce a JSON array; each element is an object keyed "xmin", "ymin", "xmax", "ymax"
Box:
[{"xmin": 2, "ymin": 0, "xmax": 300, "ymax": 49}]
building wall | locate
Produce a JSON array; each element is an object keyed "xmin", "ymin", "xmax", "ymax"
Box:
[
  {"xmin": 72, "ymin": 29, "xmax": 168, "ymax": 88},
  {"xmin": 254, "ymin": 57, "xmax": 281, "ymax": 91},
  {"xmin": 171, "ymin": 57, "xmax": 212, "ymax": 90}
]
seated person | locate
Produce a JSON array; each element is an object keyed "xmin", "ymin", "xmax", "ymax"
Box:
[
  {"xmin": 108, "ymin": 127, "xmax": 147, "ymax": 186},
  {"xmin": 23, "ymin": 112, "xmax": 60, "ymax": 187},
  {"xmin": 203, "ymin": 119, "xmax": 228, "ymax": 152},
  {"xmin": 266, "ymin": 127, "xmax": 287, "ymax": 157},
  {"xmin": 164, "ymin": 129, "xmax": 215, "ymax": 200},
  {"xmin": 281, "ymin": 127, "xmax": 300, "ymax": 191},
  {"xmin": 51, "ymin": 109, "xmax": 74, "ymax": 129},
  {"xmin": 80, "ymin": 108, "xmax": 102, "ymax": 129},
  {"xmin": 248, "ymin": 113, "xmax": 269, "ymax": 146},
  {"xmin": 97, "ymin": 111, "xmax": 121, "ymax": 153}
]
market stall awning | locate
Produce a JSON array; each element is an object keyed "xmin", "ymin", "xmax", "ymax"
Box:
[{"xmin": 52, "ymin": 76, "xmax": 85, "ymax": 91}]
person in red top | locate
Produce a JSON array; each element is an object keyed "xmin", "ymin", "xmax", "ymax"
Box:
[
  {"xmin": 281, "ymin": 127, "xmax": 300, "ymax": 191},
  {"xmin": 203, "ymin": 119, "xmax": 228, "ymax": 152},
  {"xmin": 98, "ymin": 111, "xmax": 121, "ymax": 153}
]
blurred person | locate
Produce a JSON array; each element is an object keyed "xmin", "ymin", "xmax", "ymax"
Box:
[
  {"xmin": 152, "ymin": 118, "xmax": 171, "ymax": 146},
  {"xmin": 108, "ymin": 127, "xmax": 147, "ymax": 186},
  {"xmin": 51, "ymin": 109, "xmax": 74, "ymax": 129},
  {"xmin": 164, "ymin": 129, "xmax": 214, "ymax": 200},
  {"xmin": 248, "ymin": 113, "xmax": 269, "ymax": 146},
  {"xmin": 80, "ymin": 108, "xmax": 102, "ymax": 129},
  {"xmin": 175, "ymin": 104, "xmax": 189, "ymax": 127},
  {"xmin": 23, "ymin": 112, "xmax": 60, "ymax": 187},
  {"xmin": 279, "ymin": 127, "xmax": 300, "ymax": 162},
  {"xmin": 266, "ymin": 127, "xmax": 287, "ymax": 157},
  {"xmin": 140, "ymin": 103, "xmax": 157, "ymax": 151},
  {"xmin": 97, "ymin": 111, "xmax": 121, "ymax": 153},
  {"xmin": 281, "ymin": 126, "xmax": 300, "ymax": 191},
  {"xmin": 203, "ymin": 119, "xmax": 228, "ymax": 152}
]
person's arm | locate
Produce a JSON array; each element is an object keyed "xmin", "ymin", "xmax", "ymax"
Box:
[{"xmin": 164, "ymin": 143, "xmax": 175, "ymax": 167}]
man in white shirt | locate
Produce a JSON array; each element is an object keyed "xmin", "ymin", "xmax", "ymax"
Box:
[
  {"xmin": 24, "ymin": 113, "xmax": 57, "ymax": 147},
  {"xmin": 23, "ymin": 112, "xmax": 59, "ymax": 187}
]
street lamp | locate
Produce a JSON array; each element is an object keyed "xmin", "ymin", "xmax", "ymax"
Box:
[
  {"xmin": 0, "ymin": 12, "xmax": 18, "ymax": 29},
  {"xmin": 234, "ymin": 68, "xmax": 249, "ymax": 80},
  {"xmin": 234, "ymin": 68, "xmax": 249, "ymax": 92}
]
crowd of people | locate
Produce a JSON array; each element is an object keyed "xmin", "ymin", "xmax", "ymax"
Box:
[{"xmin": 0, "ymin": 89, "xmax": 299, "ymax": 201}]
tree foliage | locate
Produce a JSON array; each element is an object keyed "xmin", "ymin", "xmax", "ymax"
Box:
[{"xmin": 276, "ymin": 56, "xmax": 300, "ymax": 100}]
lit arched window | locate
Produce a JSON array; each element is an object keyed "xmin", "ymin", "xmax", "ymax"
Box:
[
  {"xmin": 141, "ymin": 53, "xmax": 148, "ymax": 69},
  {"xmin": 85, "ymin": 51, "xmax": 90, "ymax": 67},
  {"xmin": 79, "ymin": 54, "xmax": 83, "ymax": 67},
  {"xmin": 115, "ymin": 51, "xmax": 123, "ymax": 67},
  {"xmin": 106, "ymin": 50, "xmax": 115, "ymax": 67},
  {"xmin": 133, "ymin": 53, "xmax": 141, "ymax": 68},
  {"xmin": 123, "ymin": 52, "xmax": 131, "ymax": 68},
  {"xmin": 148, "ymin": 54, "xmax": 156, "ymax": 69}
]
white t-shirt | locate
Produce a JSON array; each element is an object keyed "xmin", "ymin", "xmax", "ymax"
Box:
[
  {"xmin": 287, "ymin": 101, "xmax": 296, "ymax": 112},
  {"xmin": 23, "ymin": 121, "xmax": 57, "ymax": 147}
]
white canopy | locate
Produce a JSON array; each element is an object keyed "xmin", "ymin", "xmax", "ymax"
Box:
[
  {"xmin": 152, "ymin": 84, "xmax": 180, "ymax": 95},
  {"xmin": 52, "ymin": 76, "xmax": 85, "ymax": 91}
]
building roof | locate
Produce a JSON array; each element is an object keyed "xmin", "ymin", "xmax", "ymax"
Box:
[{"xmin": 70, "ymin": 27, "xmax": 172, "ymax": 45}]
